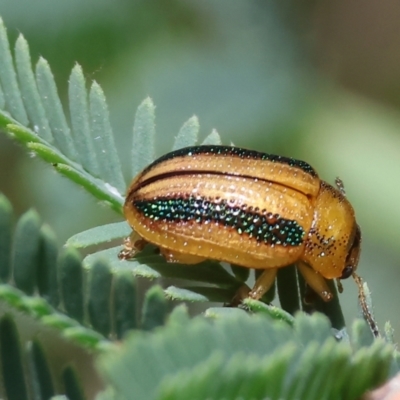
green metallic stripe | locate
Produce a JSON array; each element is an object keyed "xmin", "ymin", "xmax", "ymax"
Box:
[
  {"xmin": 143, "ymin": 145, "xmax": 317, "ymax": 178},
  {"xmin": 134, "ymin": 196, "xmax": 305, "ymax": 247}
]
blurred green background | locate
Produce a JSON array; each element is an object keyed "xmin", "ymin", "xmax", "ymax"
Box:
[{"xmin": 0, "ymin": 0, "xmax": 399, "ymax": 340}]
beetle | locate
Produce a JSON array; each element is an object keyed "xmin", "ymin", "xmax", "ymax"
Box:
[{"xmin": 119, "ymin": 145, "xmax": 378, "ymax": 335}]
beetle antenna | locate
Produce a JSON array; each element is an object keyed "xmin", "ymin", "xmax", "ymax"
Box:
[
  {"xmin": 335, "ymin": 177, "xmax": 346, "ymax": 196},
  {"xmin": 352, "ymin": 272, "xmax": 380, "ymax": 337}
]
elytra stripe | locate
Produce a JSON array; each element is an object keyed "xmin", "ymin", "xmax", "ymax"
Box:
[
  {"xmin": 143, "ymin": 145, "xmax": 317, "ymax": 178},
  {"xmin": 134, "ymin": 196, "xmax": 305, "ymax": 247}
]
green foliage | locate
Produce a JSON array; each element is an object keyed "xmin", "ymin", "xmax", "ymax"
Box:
[
  {"xmin": 0, "ymin": 312, "xmax": 95, "ymax": 400},
  {"xmin": 65, "ymin": 222, "xmax": 130, "ymax": 249},
  {"xmin": 0, "ymin": 316, "xmax": 29, "ymax": 400},
  {"xmin": 0, "ymin": 17, "xmax": 124, "ymax": 214},
  {"xmin": 172, "ymin": 115, "xmax": 199, "ymax": 150},
  {"xmin": 0, "ymin": 195, "xmax": 174, "ymax": 341},
  {"xmin": 100, "ymin": 310, "xmax": 396, "ymax": 400},
  {"xmin": 0, "ymin": 194, "xmax": 12, "ymax": 281},
  {"xmin": 27, "ymin": 341, "xmax": 56, "ymax": 400},
  {"xmin": 131, "ymin": 98, "xmax": 156, "ymax": 177},
  {"xmin": 113, "ymin": 271, "xmax": 139, "ymax": 336},
  {"xmin": 0, "ymin": 193, "xmax": 174, "ymax": 399},
  {"xmin": 141, "ymin": 285, "xmax": 170, "ymax": 331}
]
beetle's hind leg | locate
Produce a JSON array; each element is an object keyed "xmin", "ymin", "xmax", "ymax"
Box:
[
  {"xmin": 118, "ymin": 230, "xmax": 148, "ymax": 260},
  {"xmin": 248, "ymin": 268, "xmax": 278, "ymax": 300},
  {"xmin": 229, "ymin": 269, "xmax": 277, "ymax": 305}
]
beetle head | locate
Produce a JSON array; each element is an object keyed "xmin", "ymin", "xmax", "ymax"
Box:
[{"xmin": 340, "ymin": 223, "xmax": 361, "ymax": 279}]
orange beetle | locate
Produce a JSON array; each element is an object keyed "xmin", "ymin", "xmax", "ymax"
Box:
[{"xmin": 119, "ymin": 145, "xmax": 377, "ymax": 335}]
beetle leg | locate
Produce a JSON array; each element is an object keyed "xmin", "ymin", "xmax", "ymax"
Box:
[
  {"xmin": 159, "ymin": 248, "xmax": 206, "ymax": 264},
  {"xmin": 118, "ymin": 230, "xmax": 148, "ymax": 260},
  {"xmin": 230, "ymin": 284, "xmax": 252, "ymax": 306},
  {"xmin": 336, "ymin": 278, "xmax": 344, "ymax": 293},
  {"xmin": 248, "ymin": 268, "xmax": 278, "ymax": 300},
  {"xmin": 297, "ymin": 261, "xmax": 333, "ymax": 302}
]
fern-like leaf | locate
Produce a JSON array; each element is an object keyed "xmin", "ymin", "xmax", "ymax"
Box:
[
  {"xmin": 99, "ymin": 311, "xmax": 398, "ymax": 400},
  {"xmin": 0, "ymin": 18, "xmax": 28, "ymax": 124},
  {"xmin": 131, "ymin": 97, "xmax": 156, "ymax": 177},
  {"xmin": 0, "ymin": 193, "xmax": 176, "ymax": 341},
  {"xmin": 15, "ymin": 35, "xmax": 53, "ymax": 142},
  {"xmin": 0, "ymin": 17, "xmax": 124, "ymax": 212},
  {"xmin": 0, "ymin": 192, "xmax": 185, "ymax": 399},
  {"xmin": 172, "ymin": 115, "xmax": 199, "ymax": 150}
]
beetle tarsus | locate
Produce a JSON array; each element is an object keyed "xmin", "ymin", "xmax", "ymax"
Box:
[
  {"xmin": 118, "ymin": 232, "xmax": 147, "ymax": 260},
  {"xmin": 336, "ymin": 278, "xmax": 344, "ymax": 293}
]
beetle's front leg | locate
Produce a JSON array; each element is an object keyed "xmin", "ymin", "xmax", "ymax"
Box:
[{"xmin": 118, "ymin": 230, "xmax": 148, "ymax": 260}]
